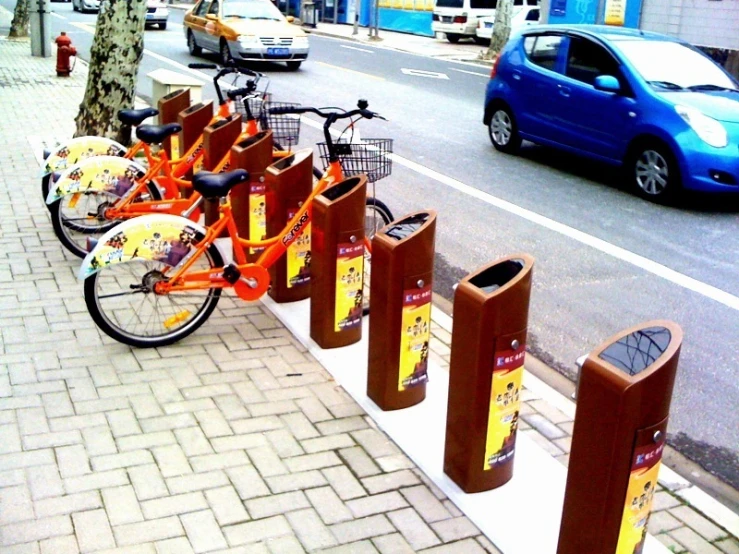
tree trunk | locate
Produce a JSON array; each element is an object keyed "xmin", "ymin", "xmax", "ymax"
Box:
[
  {"xmin": 483, "ymin": 0, "xmax": 512, "ymax": 60},
  {"xmin": 73, "ymin": 0, "xmax": 147, "ymax": 144},
  {"xmin": 9, "ymin": 0, "xmax": 30, "ymax": 38}
]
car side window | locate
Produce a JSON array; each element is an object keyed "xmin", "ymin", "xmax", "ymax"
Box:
[
  {"xmin": 525, "ymin": 8, "xmax": 539, "ymax": 20},
  {"xmin": 208, "ymin": 0, "xmax": 219, "ymax": 15},
  {"xmin": 565, "ymin": 36, "xmax": 620, "ymax": 86},
  {"xmin": 193, "ymin": 0, "xmax": 209, "ymax": 16},
  {"xmin": 528, "ymin": 35, "xmax": 563, "ymax": 71},
  {"xmin": 523, "ymin": 36, "xmax": 536, "ymax": 55}
]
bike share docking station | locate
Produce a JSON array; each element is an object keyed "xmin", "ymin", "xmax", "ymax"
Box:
[
  {"xmin": 177, "ymin": 100, "xmax": 214, "ymax": 184},
  {"xmin": 156, "ymin": 88, "xmax": 190, "ymax": 160},
  {"xmin": 202, "ymin": 114, "xmax": 244, "ymax": 233},
  {"xmin": 444, "ymin": 255, "xmax": 534, "ymax": 493},
  {"xmin": 367, "ymin": 210, "xmax": 437, "ymax": 411},
  {"xmin": 557, "ymin": 321, "xmax": 682, "ymax": 554},
  {"xmin": 309, "ymin": 175, "xmax": 368, "ymax": 349}
]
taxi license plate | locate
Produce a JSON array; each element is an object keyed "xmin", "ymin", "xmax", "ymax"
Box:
[{"xmin": 267, "ymin": 48, "xmax": 289, "ymax": 57}]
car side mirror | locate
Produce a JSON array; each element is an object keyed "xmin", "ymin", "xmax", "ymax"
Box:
[
  {"xmin": 286, "ymin": 15, "xmax": 295, "ymax": 22},
  {"xmin": 594, "ymin": 75, "xmax": 620, "ymax": 93},
  {"xmin": 206, "ymin": 13, "xmax": 217, "ymax": 20}
]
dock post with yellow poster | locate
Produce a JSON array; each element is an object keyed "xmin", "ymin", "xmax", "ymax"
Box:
[
  {"xmin": 557, "ymin": 322, "xmax": 682, "ymax": 554},
  {"xmin": 443, "ymin": 255, "xmax": 534, "ymax": 493}
]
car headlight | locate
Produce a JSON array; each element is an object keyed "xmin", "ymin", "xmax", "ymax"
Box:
[
  {"xmin": 238, "ymin": 35, "xmax": 259, "ymax": 45},
  {"xmin": 293, "ymin": 36, "xmax": 309, "ymax": 47},
  {"xmin": 675, "ymin": 105, "xmax": 728, "ymax": 148}
]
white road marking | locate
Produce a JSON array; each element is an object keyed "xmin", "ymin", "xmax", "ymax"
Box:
[
  {"xmin": 401, "ymin": 68, "xmax": 449, "ymax": 79},
  {"xmin": 53, "ymin": 17, "xmax": 739, "ymax": 312},
  {"xmin": 450, "ymin": 67, "xmax": 489, "ymax": 77},
  {"xmin": 340, "ymin": 45, "xmax": 375, "ymax": 53}
]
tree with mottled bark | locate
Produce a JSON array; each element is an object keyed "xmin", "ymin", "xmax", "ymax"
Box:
[
  {"xmin": 74, "ymin": 0, "xmax": 147, "ymax": 144},
  {"xmin": 9, "ymin": 0, "xmax": 30, "ymax": 38},
  {"xmin": 483, "ymin": 0, "xmax": 512, "ymax": 60}
]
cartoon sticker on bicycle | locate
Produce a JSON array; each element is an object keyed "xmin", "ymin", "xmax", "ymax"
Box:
[
  {"xmin": 248, "ymin": 183, "xmax": 267, "ymax": 255},
  {"xmin": 47, "ymin": 156, "xmax": 147, "ymax": 204},
  {"xmin": 286, "ymin": 206, "xmax": 311, "ymax": 288},
  {"xmin": 42, "ymin": 137, "xmax": 126, "ymax": 176},
  {"xmin": 398, "ymin": 285, "xmax": 432, "ymax": 391},
  {"xmin": 334, "ymin": 242, "xmax": 364, "ymax": 332},
  {"xmin": 484, "ymin": 343, "xmax": 525, "ymax": 470}
]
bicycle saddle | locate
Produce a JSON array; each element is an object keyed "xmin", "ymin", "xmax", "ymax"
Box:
[
  {"xmin": 135, "ymin": 123, "xmax": 182, "ymax": 145},
  {"xmin": 192, "ymin": 169, "xmax": 250, "ymax": 198},
  {"xmin": 118, "ymin": 107, "xmax": 159, "ymax": 126}
]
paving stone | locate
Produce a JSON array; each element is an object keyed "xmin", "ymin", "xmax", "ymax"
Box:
[
  {"xmin": 294, "ymin": 397, "xmax": 333, "ymax": 424},
  {"xmin": 27, "ymin": 464, "xmax": 65, "ymax": 500},
  {"xmin": 141, "ymin": 492, "xmax": 208, "ymax": 520},
  {"xmin": 212, "ymin": 434, "xmax": 268, "ymax": 453},
  {"xmin": 16, "ymin": 408, "xmax": 50, "ymax": 436},
  {"xmin": 670, "ymin": 505, "xmax": 728, "ymax": 541},
  {"xmin": 284, "ymin": 452, "xmax": 342, "ymax": 473},
  {"xmin": 337, "ymin": 447, "xmax": 382, "ymax": 478},
  {"xmin": 263, "ymin": 535, "xmax": 306, "ymax": 553},
  {"xmin": 23, "ymin": 430, "xmax": 82, "ymax": 450},
  {"xmin": 246, "ymin": 491, "xmax": 311, "ymax": 519},
  {"xmin": 302, "ymin": 434, "xmax": 355, "ymax": 454},
  {"xmin": 0, "ymin": 484, "xmax": 35, "ymax": 524},
  {"xmin": 64, "ymin": 469, "xmax": 128, "ymax": 494},
  {"xmin": 247, "ymin": 445, "xmax": 289, "ymax": 477},
  {"xmin": 316, "ymin": 417, "xmax": 369, "ymax": 436},
  {"xmin": 0, "ymin": 542, "xmax": 41, "ymax": 554},
  {"xmin": 715, "ymin": 538, "xmax": 739, "ymax": 554},
  {"xmin": 0, "ymin": 468, "xmax": 25, "ymax": 487},
  {"xmin": 49, "ymin": 413, "xmax": 107, "ymax": 433},
  {"xmin": 285, "ymin": 508, "xmax": 338, "ymax": 550},
  {"xmin": 223, "ymin": 516, "xmax": 292, "ymax": 546},
  {"xmin": 230, "ymin": 416, "xmax": 283, "ymax": 436},
  {"xmin": 118, "ymin": 431, "xmax": 176, "ymax": 452},
  {"xmin": 419, "ymin": 538, "xmax": 487, "ymax": 554},
  {"xmin": 205, "ymin": 486, "xmax": 250, "ymax": 526},
  {"xmin": 346, "ymin": 491, "xmax": 408, "ymax": 519},
  {"xmin": 519, "ymin": 429, "xmax": 563, "ymax": 457},
  {"xmin": 73, "ymin": 509, "xmax": 115, "ymax": 553},
  {"xmin": 195, "ymin": 409, "xmax": 233, "ymax": 439},
  {"xmin": 129, "ymin": 465, "xmax": 169, "ymax": 501},
  {"xmin": 154, "ymin": 537, "xmax": 196, "ymax": 554},
  {"xmin": 114, "ymin": 516, "xmax": 186, "ymax": 547},
  {"xmin": 647, "ymin": 510, "xmax": 683, "ymax": 534},
  {"xmin": 56, "ymin": 444, "xmax": 91, "ymax": 478},
  {"xmin": 476, "ymin": 535, "xmax": 504, "ymax": 554},
  {"xmin": 266, "ymin": 430, "xmax": 304, "ymax": 458},
  {"xmin": 670, "ymin": 527, "xmax": 723, "ymax": 554},
  {"xmin": 361, "ymin": 470, "xmax": 420, "ymax": 495},
  {"xmin": 265, "ymin": 470, "xmax": 327, "ymax": 494},
  {"xmin": 100, "ymin": 486, "xmax": 144, "ymax": 526},
  {"xmin": 152, "ymin": 444, "xmax": 193, "ymax": 478},
  {"xmin": 329, "ymin": 515, "xmax": 395, "ymax": 545},
  {"xmin": 82, "ymin": 426, "xmax": 117, "ymax": 457},
  {"xmin": 350, "ymin": 430, "xmax": 400, "ymax": 459},
  {"xmin": 92, "ymin": 450, "xmax": 155, "ymax": 472},
  {"xmin": 174, "ymin": 427, "xmax": 213, "ymax": 457},
  {"xmin": 372, "ymin": 533, "xmax": 416, "ymax": 554},
  {"xmin": 139, "ymin": 413, "xmax": 195, "ymax": 434},
  {"xmin": 163, "ymin": 399, "xmax": 216, "ymax": 415},
  {"xmin": 39, "ymin": 535, "xmax": 79, "ymax": 554},
  {"xmin": 652, "ymin": 491, "xmax": 682, "ymax": 511},
  {"xmin": 430, "ymin": 516, "xmax": 480, "ymax": 542},
  {"xmin": 227, "ymin": 465, "xmax": 270, "ymax": 500},
  {"xmin": 0, "ymin": 422, "xmax": 22, "ymax": 454},
  {"xmin": 306, "ymin": 487, "xmax": 353, "ymax": 525},
  {"xmin": 181, "ymin": 510, "xmax": 228, "ymax": 553},
  {"xmin": 280, "ymin": 413, "xmax": 320, "ymax": 440},
  {"xmin": 527, "ymin": 400, "xmax": 572, "ymax": 424},
  {"xmin": 400, "ymin": 486, "xmax": 452, "ymax": 523},
  {"xmin": 167, "ymin": 469, "xmax": 228, "ymax": 495},
  {"xmin": 190, "ymin": 451, "xmax": 250, "ymax": 473},
  {"xmin": 0, "ymin": 515, "xmax": 73, "ymax": 547},
  {"xmin": 42, "ymin": 392, "xmax": 74, "ymax": 418},
  {"xmin": 34, "ymin": 491, "xmax": 103, "ymax": 518},
  {"xmin": 656, "ymin": 533, "xmax": 687, "ymax": 553}
]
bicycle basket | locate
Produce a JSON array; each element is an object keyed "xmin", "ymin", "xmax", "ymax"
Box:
[
  {"xmin": 317, "ymin": 138, "xmax": 393, "ymax": 183},
  {"xmin": 233, "ymin": 91, "xmax": 271, "ymax": 121},
  {"xmin": 260, "ymin": 101, "xmax": 302, "ymax": 146}
]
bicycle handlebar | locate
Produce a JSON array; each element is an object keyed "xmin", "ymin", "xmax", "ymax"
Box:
[{"xmin": 187, "ymin": 62, "xmax": 263, "ymax": 106}]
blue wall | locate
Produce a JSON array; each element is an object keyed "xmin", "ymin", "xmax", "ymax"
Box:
[
  {"xmin": 547, "ymin": 0, "xmax": 641, "ymax": 28},
  {"xmin": 377, "ymin": 9, "xmax": 434, "ymax": 35}
]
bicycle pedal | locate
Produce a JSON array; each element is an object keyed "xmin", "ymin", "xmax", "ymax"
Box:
[{"xmin": 222, "ymin": 264, "xmax": 241, "ymax": 285}]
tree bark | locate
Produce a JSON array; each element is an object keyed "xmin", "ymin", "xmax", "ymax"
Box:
[
  {"xmin": 9, "ymin": 0, "xmax": 30, "ymax": 38},
  {"xmin": 73, "ymin": 0, "xmax": 147, "ymax": 144},
  {"xmin": 483, "ymin": 0, "xmax": 512, "ymax": 60}
]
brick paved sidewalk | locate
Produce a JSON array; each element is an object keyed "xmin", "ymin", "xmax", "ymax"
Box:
[{"xmin": 0, "ymin": 19, "xmax": 737, "ymax": 554}]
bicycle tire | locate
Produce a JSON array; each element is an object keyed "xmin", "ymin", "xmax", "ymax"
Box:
[
  {"xmin": 84, "ymin": 232, "xmax": 224, "ymax": 348},
  {"xmin": 49, "ymin": 182, "xmax": 162, "ymax": 259},
  {"xmin": 365, "ymin": 197, "xmax": 393, "ymax": 238},
  {"xmin": 42, "ymin": 174, "xmax": 51, "ymax": 210}
]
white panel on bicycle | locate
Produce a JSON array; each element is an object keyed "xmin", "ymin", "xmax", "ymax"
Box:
[
  {"xmin": 78, "ymin": 214, "xmax": 207, "ymax": 280},
  {"xmin": 39, "ymin": 137, "xmax": 127, "ymax": 177},
  {"xmin": 46, "ymin": 156, "xmax": 148, "ymax": 204}
]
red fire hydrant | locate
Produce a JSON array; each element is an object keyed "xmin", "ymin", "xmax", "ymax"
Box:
[{"xmin": 55, "ymin": 32, "xmax": 77, "ymax": 77}]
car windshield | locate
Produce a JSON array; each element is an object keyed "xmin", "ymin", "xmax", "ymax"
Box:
[
  {"xmin": 611, "ymin": 39, "xmax": 737, "ymax": 91},
  {"xmin": 435, "ymin": 0, "xmax": 464, "ymax": 8},
  {"xmin": 222, "ymin": 0, "xmax": 284, "ymax": 20}
]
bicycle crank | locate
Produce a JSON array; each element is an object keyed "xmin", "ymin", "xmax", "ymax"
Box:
[{"xmin": 233, "ymin": 265, "xmax": 270, "ymax": 301}]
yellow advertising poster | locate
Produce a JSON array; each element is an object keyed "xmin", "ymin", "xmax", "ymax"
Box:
[
  {"xmin": 286, "ymin": 207, "xmax": 311, "ymax": 288},
  {"xmin": 42, "ymin": 137, "xmax": 126, "ymax": 176},
  {"xmin": 248, "ymin": 184, "xmax": 267, "ymax": 255},
  {"xmin": 483, "ymin": 343, "xmax": 525, "ymax": 470},
  {"xmin": 47, "ymin": 156, "xmax": 147, "ymax": 204},
  {"xmin": 170, "ymin": 135, "xmax": 180, "ymax": 160},
  {"xmin": 397, "ymin": 285, "xmax": 432, "ymax": 391},
  {"xmin": 604, "ymin": 0, "xmax": 626, "ymax": 25},
  {"xmin": 615, "ymin": 439, "xmax": 664, "ymax": 554},
  {"xmin": 334, "ymin": 242, "xmax": 364, "ymax": 332}
]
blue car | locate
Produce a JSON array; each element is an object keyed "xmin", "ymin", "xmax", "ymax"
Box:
[{"xmin": 483, "ymin": 25, "xmax": 739, "ymax": 201}]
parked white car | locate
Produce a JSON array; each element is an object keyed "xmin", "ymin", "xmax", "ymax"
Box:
[{"xmin": 475, "ymin": 5, "xmax": 539, "ymax": 41}]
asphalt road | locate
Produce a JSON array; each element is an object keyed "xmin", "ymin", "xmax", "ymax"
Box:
[{"xmin": 14, "ymin": 2, "xmax": 739, "ymax": 489}]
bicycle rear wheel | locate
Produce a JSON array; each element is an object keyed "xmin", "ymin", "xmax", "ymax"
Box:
[
  {"xmin": 362, "ymin": 197, "xmax": 393, "ymax": 314},
  {"xmin": 49, "ymin": 182, "xmax": 162, "ymax": 258},
  {"xmin": 84, "ymin": 235, "xmax": 224, "ymax": 348}
]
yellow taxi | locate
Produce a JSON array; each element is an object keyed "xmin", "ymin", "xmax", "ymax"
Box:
[{"xmin": 184, "ymin": 0, "xmax": 309, "ymax": 71}]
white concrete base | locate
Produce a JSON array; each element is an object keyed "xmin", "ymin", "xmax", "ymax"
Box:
[{"xmin": 262, "ymin": 296, "xmax": 670, "ymax": 554}]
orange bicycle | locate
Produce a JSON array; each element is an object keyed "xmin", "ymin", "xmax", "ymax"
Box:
[{"xmin": 80, "ymin": 101, "xmax": 392, "ymax": 347}]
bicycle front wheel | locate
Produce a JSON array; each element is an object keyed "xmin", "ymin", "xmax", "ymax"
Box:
[
  {"xmin": 365, "ymin": 197, "xmax": 392, "ymax": 238},
  {"xmin": 49, "ymin": 182, "xmax": 162, "ymax": 258},
  {"xmin": 84, "ymin": 238, "xmax": 224, "ymax": 348}
]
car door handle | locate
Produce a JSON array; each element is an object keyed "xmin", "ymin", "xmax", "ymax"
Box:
[
  {"xmin": 557, "ymin": 84, "xmax": 571, "ymax": 97},
  {"xmin": 512, "ymin": 71, "xmax": 522, "ymax": 81}
]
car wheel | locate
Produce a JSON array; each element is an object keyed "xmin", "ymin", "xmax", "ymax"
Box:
[
  {"xmin": 220, "ymin": 40, "xmax": 232, "ymax": 66},
  {"xmin": 628, "ymin": 141, "xmax": 680, "ymax": 202},
  {"xmin": 286, "ymin": 61, "xmax": 302, "ymax": 71},
  {"xmin": 488, "ymin": 105, "xmax": 522, "ymax": 154},
  {"xmin": 187, "ymin": 31, "xmax": 202, "ymax": 56},
  {"xmin": 159, "ymin": 22, "xmax": 167, "ymax": 30},
  {"xmin": 446, "ymin": 33, "xmax": 461, "ymax": 43},
  {"xmin": 72, "ymin": 1, "xmax": 78, "ymax": 10}
]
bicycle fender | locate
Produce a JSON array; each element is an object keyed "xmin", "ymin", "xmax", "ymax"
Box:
[
  {"xmin": 39, "ymin": 137, "xmax": 127, "ymax": 177},
  {"xmin": 79, "ymin": 214, "xmax": 208, "ymax": 280},
  {"xmin": 46, "ymin": 156, "xmax": 148, "ymax": 204}
]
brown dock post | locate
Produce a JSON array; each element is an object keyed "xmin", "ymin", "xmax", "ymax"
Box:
[
  {"xmin": 229, "ymin": 130, "xmax": 274, "ymax": 262},
  {"xmin": 310, "ymin": 175, "xmax": 368, "ymax": 349},
  {"xmin": 443, "ymin": 255, "xmax": 535, "ymax": 493},
  {"xmin": 366, "ymin": 211, "xmax": 437, "ymax": 411},
  {"xmin": 265, "ymin": 148, "xmax": 314, "ymax": 303},
  {"xmin": 202, "ymin": 114, "xmax": 243, "ymax": 230},
  {"xmin": 157, "ymin": 88, "xmax": 190, "ymax": 159},
  {"xmin": 177, "ymin": 100, "xmax": 214, "ymax": 190},
  {"xmin": 557, "ymin": 320, "xmax": 683, "ymax": 554}
]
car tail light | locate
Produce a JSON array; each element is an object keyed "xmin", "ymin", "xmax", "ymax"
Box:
[
  {"xmin": 453, "ymin": 15, "xmax": 467, "ymax": 23},
  {"xmin": 490, "ymin": 55, "xmax": 501, "ymax": 79}
]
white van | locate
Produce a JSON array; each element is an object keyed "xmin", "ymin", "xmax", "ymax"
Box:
[{"xmin": 432, "ymin": 0, "xmax": 538, "ymax": 44}]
